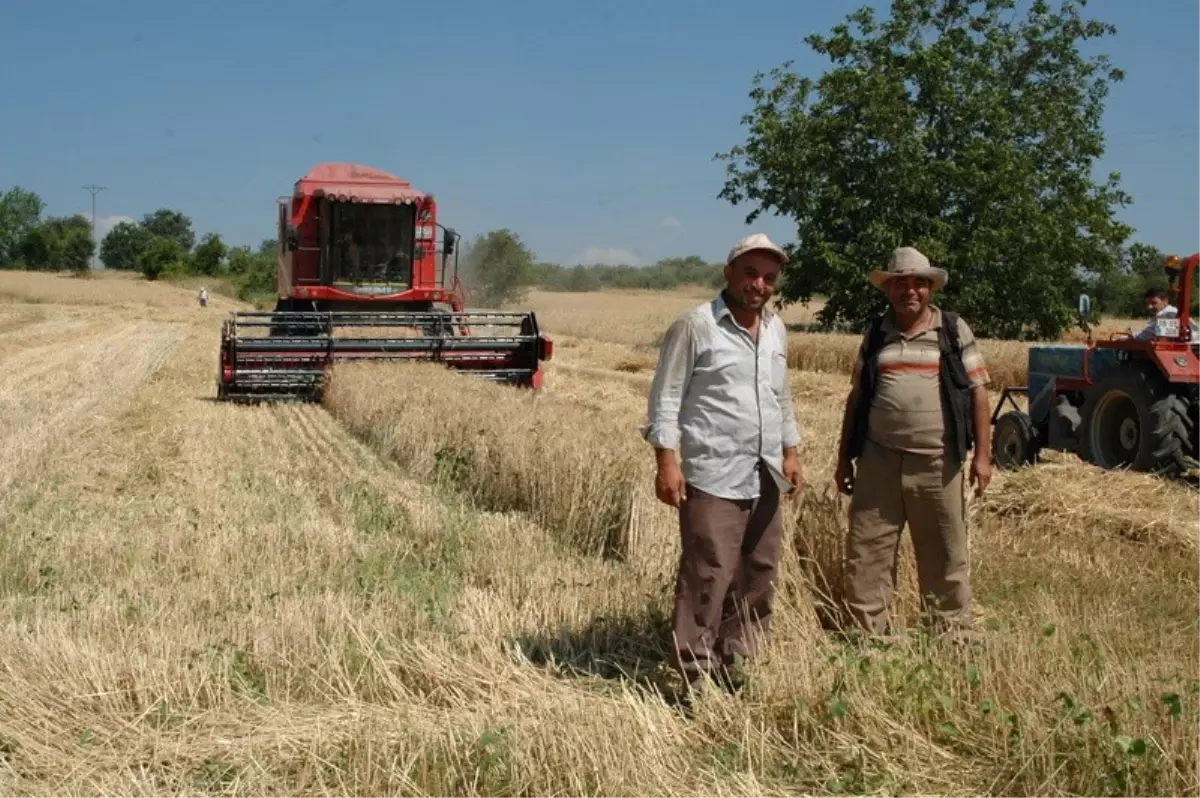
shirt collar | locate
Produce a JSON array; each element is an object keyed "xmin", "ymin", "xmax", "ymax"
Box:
[
  {"xmin": 712, "ymin": 290, "xmax": 775, "ymax": 324},
  {"xmin": 880, "ymin": 305, "xmax": 942, "ymax": 335}
]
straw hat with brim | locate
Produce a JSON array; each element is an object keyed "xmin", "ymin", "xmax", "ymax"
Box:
[
  {"xmin": 869, "ymin": 247, "xmax": 948, "ymax": 291},
  {"xmin": 727, "ymin": 233, "xmax": 787, "ymax": 266}
]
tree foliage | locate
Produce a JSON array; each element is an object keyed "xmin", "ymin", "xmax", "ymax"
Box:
[
  {"xmin": 717, "ymin": 0, "xmax": 1133, "ymax": 339},
  {"xmin": 230, "ymin": 239, "xmax": 278, "ymax": 301},
  {"xmin": 1084, "ymin": 242, "xmax": 1199, "ymax": 318},
  {"xmin": 140, "ymin": 209, "xmax": 196, "ymax": 253},
  {"xmin": 0, "ymin": 187, "xmax": 45, "ymax": 267},
  {"xmin": 191, "ymin": 232, "xmax": 228, "ymax": 276},
  {"xmin": 98, "ymin": 207, "xmax": 208, "ymax": 278},
  {"xmin": 137, "ymin": 237, "xmax": 187, "ymax": 281},
  {"xmin": 99, "ymin": 221, "xmax": 155, "ymax": 271},
  {"xmin": 17, "ymin": 215, "xmax": 94, "ymax": 273},
  {"xmin": 462, "ymin": 229, "xmax": 537, "ymax": 308}
]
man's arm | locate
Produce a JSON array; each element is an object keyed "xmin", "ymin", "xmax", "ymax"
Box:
[
  {"xmin": 971, "ymin": 385, "xmax": 990, "ymax": 460},
  {"xmin": 834, "ymin": 344, "xmax": 865, "ymax": 495},
  {"xmin": 642, "ymin": 316, "xmax": 695, "ymax": 449},
  {"xmin": 770, "ymin": 319, "xmax": 805, "ymax": 493},
  {"xmin": 836, "ymin": 385, "xmax": 859, "ymax": 466},
  {"xmin": 771, "ymin": 321, "xmax": 802, "ymax": 447},
  {"xmin": 957, "ymin": 317, "xmax": 993, "ymax": 494},
  {"xmin": 643, "ymin": 315, "xmax": 696, "ymax": 505}
]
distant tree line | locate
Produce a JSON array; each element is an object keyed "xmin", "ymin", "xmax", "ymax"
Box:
[
  {"xmin": 98, "ymin": 207, "xmax": 278, "ymax": 302},
  {"xmin": 532, "ymin": 256, "xmax": 725, "ymax": 293},
  {"xmin": 0, "ymin": 185, "xmax": 277, "ymax": 301}
]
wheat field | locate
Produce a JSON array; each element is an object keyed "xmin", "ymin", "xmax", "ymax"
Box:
[{"xmin": 0, "ymin": 271, "xmax": 1195, "ymax": 796}]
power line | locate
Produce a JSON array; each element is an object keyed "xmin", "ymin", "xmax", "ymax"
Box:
[{"xmin": 81, "ymin": 184, "xmax": 107, "ymax": 269}]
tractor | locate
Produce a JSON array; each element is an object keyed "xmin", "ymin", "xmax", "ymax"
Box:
[
  {"xmin": 991, "ymin": 252, "xmax": 1199, "ymax": 477},
  {"xmin": 216, "ymin": 162, "xmax": 553, "ymax": 402}
]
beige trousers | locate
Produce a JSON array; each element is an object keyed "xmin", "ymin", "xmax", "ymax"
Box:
[{"xmin": 844, "ymin": 440, "xmax": 972, "ymax": 634}]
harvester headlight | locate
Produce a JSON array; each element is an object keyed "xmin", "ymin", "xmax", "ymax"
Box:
[{"xmin": 1164, "ymin": 254, "xmax": 1181, "ymax": 271}]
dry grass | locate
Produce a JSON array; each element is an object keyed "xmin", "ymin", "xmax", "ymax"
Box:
[
  {"xmin": 522, "ymin": 287, "xmax": 823, "ymax": 351},
  {"xmin": 520, "ymin": 285, "xmax": 1142, "ymax": 393},
  {"xmin": 784, "ymin": 332, "xmax": 1035, "ymax": 392},
  {"xmin": 325, "ymin": 361, "xmax": 650, "ymax": 560},
  {"xmin": 0, "ymin": 272, "xmax": 1195, "ymax": 796}
]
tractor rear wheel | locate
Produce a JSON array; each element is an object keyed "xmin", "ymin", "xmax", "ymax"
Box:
[
  {"xmin": 1078, "ymin": 364, "xmax": 1195, "ymax": 476},
  {"xmin": 993, "ymin": 410, "xmax": 1038, "ymax": 470}
]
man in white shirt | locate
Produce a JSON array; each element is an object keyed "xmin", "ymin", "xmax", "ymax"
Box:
[
  {"xmin": 642, "ymin": 233, "xmax": 804, "ymax": 696},
  {"xmin": 1134, "ymin": 287, "xmax": 1198, "ymax": 341}
]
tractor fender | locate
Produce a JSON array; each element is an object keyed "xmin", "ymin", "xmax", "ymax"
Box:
[{"xmin": 1149, "ymin": 345, "xmax": 1200, "ymax": 384}]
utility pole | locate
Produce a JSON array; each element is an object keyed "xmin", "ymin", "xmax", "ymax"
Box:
[{"xmin": 81, "ymin": 184, "xmax": 107, "ymax": 269}]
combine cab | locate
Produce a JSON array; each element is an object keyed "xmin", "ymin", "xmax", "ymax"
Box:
[
  {"xmin": 992, "ymin": 253, "xmax": 1199, "ymax": 477},
  {"xmin": 217, "ymin": 163, "xmax": 552, "ymax": 402}
]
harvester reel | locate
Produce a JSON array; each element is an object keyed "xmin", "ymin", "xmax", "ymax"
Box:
[
  {"xmin": 992, "ymin": 410, "xmax": 1039, "ymax": 470},
  {"xmin": 1078, "ymin": 364, "xmax": 1196, "ymax": 476}
]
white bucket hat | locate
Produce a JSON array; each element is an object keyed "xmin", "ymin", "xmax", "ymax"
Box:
[
  {"xmin": 869, "ymin": 246, "xmax": 948, "ymax": 291},
  {"xmin": 726, "ymin": 233, "xmax": 787, "ymax": 266}
]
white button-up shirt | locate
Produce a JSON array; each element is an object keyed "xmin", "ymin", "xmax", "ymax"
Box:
[
  {"xmin": 1135, "ymin": 304, "xmax": 1200, "ymax": 341},
  {"xmin": 641, "ymin": 293, "xmax": 801, "ymax": 500}
]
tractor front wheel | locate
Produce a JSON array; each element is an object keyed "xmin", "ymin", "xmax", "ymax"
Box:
[
  {"xmin": 1078, "ymin": 365, "xmax": 1194, "ymax": 476},
  {"xmin": 993, "ymin": 410, "xmax": 1038, "ymax": 470}
]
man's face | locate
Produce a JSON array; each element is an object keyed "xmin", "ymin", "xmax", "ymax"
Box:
[
  {"xmin": 886, "ymin": 274, "xmax": 933, "ymax": 316},
  {"xmin": 724, "ymin": 251, "xmax": 782, "ymax": 311},
  {"xmin": 1146, "ymin": 295, "xmax": 1168, "ymax": 315}
]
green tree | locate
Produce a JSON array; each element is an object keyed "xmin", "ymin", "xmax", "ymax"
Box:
[
  {"xmin": 140, "ymin": 208, "xmax": 195, "ymax": 253},
  {"xmin": 1085, "ymin": 242, "xmax": 1162, "ymax": 317},
  {"xmin": 563, "ymin": 265, "xmax": 603, "ymax": 292},
  {"xmin": 137, "ymin": 237, "xmax": 186, "ymax": 281},
  {"xmin": 228, "ymin": 240, "xmax": 278, "ymax": 301},
  {"xmin": 100, "ymin": 220, "xmax": 154, "ymax": 271},
  {"xmin": 18, "ymin": 215, "xmax": 94, "ymax": 272},
  {"xmin": 0, "ymin": 187, "xmax": 45, "ymax": 267},
  {"xmin": 462, "ymin": 229, "xmax": 536, "ymax": 308},
  {"xmin": 717, "ymin": 0, "xmax": 1132, "ymax": 339},
  {"xmin": 191, "ymin": 232, "xmax": 228, "ymax": 276}
]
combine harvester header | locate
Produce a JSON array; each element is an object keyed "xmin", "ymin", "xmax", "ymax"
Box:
[{"xmin": 216, "ymin": 163, "xmax": 552, "ymax": 402}]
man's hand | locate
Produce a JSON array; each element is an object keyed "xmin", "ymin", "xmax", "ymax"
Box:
[
  {"xmin": 834, "ymin": 457, "xmax": 855, "ymax": 496},
  {"xmin": 783, "ymin": 449, "xmax": 805, "ymax": 498},
  {"xmin": 654, "ymin": 457, "xmax": 687, "ymax": 508},
  {"xmin": 970, "ymin": 452, "xmax": 991, "ymax": 496}
]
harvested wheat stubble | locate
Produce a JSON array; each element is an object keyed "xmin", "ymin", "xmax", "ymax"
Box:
[
  {"xmin": 980, "ymin": 455, "xmax": 1200, "ymax": 559},
  {"xmin": 0, "ymin": 273, "xmax": 1194, "ymax": 797},
  {"xmin": 325, "ymin": 361, "xmax": 650, "ymax": 560}
]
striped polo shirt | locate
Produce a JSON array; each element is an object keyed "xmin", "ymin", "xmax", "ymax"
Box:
[{"xmin": 851, "ymin": 307, "xmax": 990, "ymax": 455}]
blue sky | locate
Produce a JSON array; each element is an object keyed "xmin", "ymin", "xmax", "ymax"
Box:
[{"xmin": 1, "ymin": 0, "xmax": 1197, "ymax": 267}]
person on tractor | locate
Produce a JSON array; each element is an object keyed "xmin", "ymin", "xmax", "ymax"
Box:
[{"xmin": 1133, "ymin": 287, "xmax": 1197, "ymax": 341}]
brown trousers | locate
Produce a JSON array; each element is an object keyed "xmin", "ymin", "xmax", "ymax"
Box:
[
  {"xmin": 844, "ymin": 440, "xmax": 972, "ymax": 635},
  {"xmin": 671, "ymin": 467, "xmax": 783, "ymax": 682}
]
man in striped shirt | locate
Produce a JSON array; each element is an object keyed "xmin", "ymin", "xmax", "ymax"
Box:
[{"xmin": 834, "ymin": 247, "xmax": 991, "ymax": 638}]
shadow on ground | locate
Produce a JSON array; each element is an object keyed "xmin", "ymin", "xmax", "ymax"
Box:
[{"xmin": 509, "ymin": 607, "xmax": 678, "ymax": 701}]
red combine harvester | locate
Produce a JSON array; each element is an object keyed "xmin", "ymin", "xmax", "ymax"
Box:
[{"xmin": 217, "ymin": 162, "xmax": 553, "ymax": 402}]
